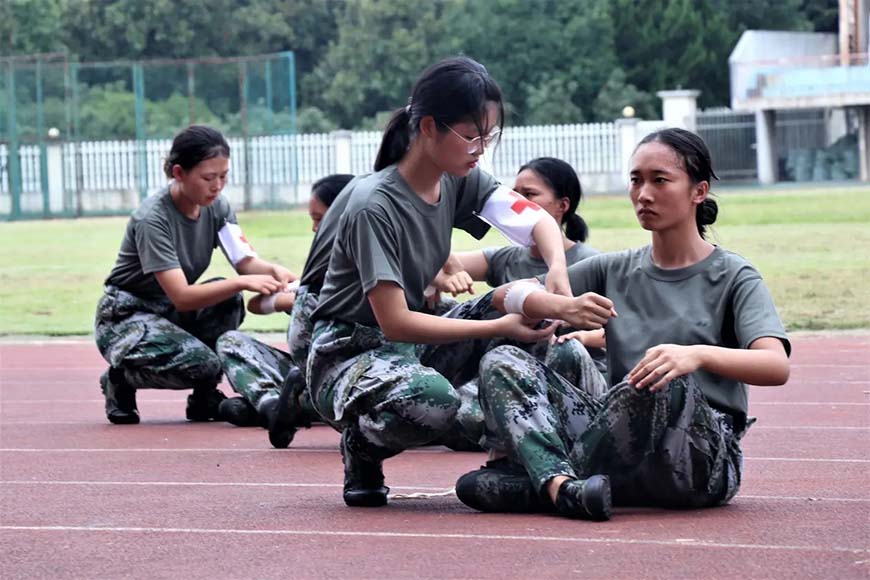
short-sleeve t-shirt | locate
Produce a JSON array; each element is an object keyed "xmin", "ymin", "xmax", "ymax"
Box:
[
  {"xmin": 546, "ymin": 245, "xmax": 790, "ymax": 421},
  {"xmin": 104, "ymin": 186, "xmax": 237, "ymax": 298},
  {"xmin": 312, "ymin": 165, "xmax": 498, "ymax": 326},
  {"xmin": 298, "ymin": 175, "xmax": 362, "ymax": 293},
  {"xmin": 482, "ymin": 242, "xmax": 599, "ymax": 287}
]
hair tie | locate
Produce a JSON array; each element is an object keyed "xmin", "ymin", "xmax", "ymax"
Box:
[{"xmin": 405, "ymin": 98, "xmax": 412, "ymax": 114}]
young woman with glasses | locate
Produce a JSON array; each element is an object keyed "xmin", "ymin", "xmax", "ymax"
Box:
[{"xmin": 306, "ymin": 56, "xmax": 609, "ymax": 508}]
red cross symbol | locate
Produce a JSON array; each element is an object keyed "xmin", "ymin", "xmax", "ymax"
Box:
[{"xmin": 508, "ymin": 190, "xmax": 541, "ymax": 214}]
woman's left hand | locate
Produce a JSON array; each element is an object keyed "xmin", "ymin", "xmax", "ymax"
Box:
[
  {"xmin": 628, "ymin": 344, "xmax": 704, "ymax": 392},
  {"xmin": 271, "ymin": 264, "xmax": 297, "ymax": 287},
  {"xmin": 544, "ymin": 264, "xmax": 572, "ymax": 297}
]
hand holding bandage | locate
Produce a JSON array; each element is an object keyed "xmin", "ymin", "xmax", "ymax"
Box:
[
  {"xmin": 259, "ymin": 280, "xmax": 300, "ymax": 314},
  {"xmin": 505, "ymin": 280, "xmax": 617, "ymax": 330}
]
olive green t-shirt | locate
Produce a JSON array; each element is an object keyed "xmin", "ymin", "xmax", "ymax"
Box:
[
  {"xmin": 298, "ymin": 175, "xmax": 362, "ymax": 293},
  {"xmin": 105, "ymin": 187, "xmax": 237, "ymax": 298},
  {"xmin": 313, "ymin": 165, "xmax": 498, "ymax": 326},
  {"xmin": 546, "ymin": 245, "xmax": 790, "ymax": 420},
  {"xmin": 482, "ymin": 242, "xmax": 599, "ymax": 288}
]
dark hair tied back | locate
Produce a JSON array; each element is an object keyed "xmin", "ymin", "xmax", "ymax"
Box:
[
  {"xmin": 163, "ymin": 125, "xmax": 230, "ymax": 179},
  {"xmin": 312, "ymin": 173, "xmax": 355, "ymax": 208},
  {"xmin": 519, "ymin": 157, "xmax": 588, "ymax": 243},
  {"xmin": 373, "ymin": 56, "xmax": 505, "ymax": 171},
  {"xmin": 637, "ymin": 127, "xmax": 719, "ymax": 239}
]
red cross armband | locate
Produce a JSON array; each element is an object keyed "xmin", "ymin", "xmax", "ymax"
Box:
[
  {"xmin": 476, "ymin": 185, "xmax": 544, "ymax": 247},
  {"xmin": 218, "ymin": 221, "xmax": 258, "ymax": 266}
]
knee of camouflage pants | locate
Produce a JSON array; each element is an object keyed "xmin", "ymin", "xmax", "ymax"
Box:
[{"xmin": 357, "ymin": 369, "xmax": 461, "ymax": 451}]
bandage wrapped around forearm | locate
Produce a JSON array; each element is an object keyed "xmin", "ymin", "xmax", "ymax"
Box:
[
  {"xmin": 503, "ymin": 280, "xmax": 546, "ymax": 316},
  {"xmin": 259, "ymin": 280, "xmax": 300, "ymax": 314}
]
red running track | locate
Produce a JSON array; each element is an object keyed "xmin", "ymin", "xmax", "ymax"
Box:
[{"xmin": 1, "ymin": 334, "xmax": 868, "ymax": 579}]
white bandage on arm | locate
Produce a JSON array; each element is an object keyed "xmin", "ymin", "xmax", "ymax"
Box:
[
  {"xmin": 259, "ymin": 293, "xmax": 279, "ymax": 314},
  {"xmin": 504, "ymin": 280, "xmax": 546, "ymax": 316},
  {"xmin": 259, "ymin": 282, "xmax": 298, "ymax": 315},
  {"xmin": 476, "ymin": 185, "xmax": 545, "ymax": 247},
  {"xmin": 218, "ymin": 222, "xmax": 258, "ymax": 266}
]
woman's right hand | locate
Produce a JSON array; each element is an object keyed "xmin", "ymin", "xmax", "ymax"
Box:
[
  {"xmin": 556, "ymin": 292, "xmax": 617, "ymax": 329},
  {"xmin": 237, "ymin": 274, "xmax": 285, "ymax": 295},
  {"xmin": 495, "ymin": 314, "xmax": 558, "ymax": 343}
]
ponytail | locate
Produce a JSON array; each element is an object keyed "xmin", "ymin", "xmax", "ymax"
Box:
[
  {"xmin": 563, "ymin": 213, "xmax": 589, "ymax": 243},
  {"xmin": 374, "ymin": 108, "xmax": 412, "ymax": 171},
  {"xmin": 696, "ymin": 197, "xmax": 718, "ymax": 239}
]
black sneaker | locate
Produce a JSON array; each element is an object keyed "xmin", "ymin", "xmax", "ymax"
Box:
[
  {"xmin": 100, "ymin": 367, "xmax": 139, "ymax": 425},
  {"xmin": 218, "ymin": 397, "xmax": 262, "ymax": 427},
  {"xmin": 554, "ymin": 476, "xmax": 612, "ymax": 521},
  {"xmin": 455, "ymin": 458, "xmax": 553, "ymax": 513},
  {"xmin": 340, "ymin": 427, "xmax": 390, "ymax": 507},
  {"xmin": 262, "ymin": 367, "xmax": 310, "ymax": 449},
  {"xmin": 185, "ymin": 387, "xmax": 227, "ymax": 422}
]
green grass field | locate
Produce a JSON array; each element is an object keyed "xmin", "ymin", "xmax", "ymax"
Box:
[{"xmin": 0, "ymin": 184, "xmax": 868, "ymax": 335}]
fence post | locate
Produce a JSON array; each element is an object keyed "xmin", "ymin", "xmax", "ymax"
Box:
[
  {"xmin": 616, "ymin": 118, "xmax": 639, "ymax": 188},
  {"xmin": 656, "ymin": 89, "xmax": 700, "ymax": 131},
  {"xmin": 755, "ymin": 109, "xmax": 778, "ymax": 185},
  {"xmin": 46, "ymin": 136, "xmax": 64, "ymax": 213},
  {"xmin": 133, "ymin": 63, "xmax": 148, "ymax": 201},
  {"xmin": 333, "ymin": 130, "xmax": 352, "ymax": 174},
  {"xmin": 6, "ymin": 62, "xmax": 22, "ymax": 219}
]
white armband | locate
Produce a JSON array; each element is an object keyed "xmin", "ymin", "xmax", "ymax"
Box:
[
  {"xmin": 504, "ymin": 280, "xmax": 546, "ymax": 316},
  {"xmin": 476, "ymin": 185, "xmax": 545, "ymax": 247},
  {"xmin": 218, "ymin": 222, "xmax": 258, "ymax": 266}
]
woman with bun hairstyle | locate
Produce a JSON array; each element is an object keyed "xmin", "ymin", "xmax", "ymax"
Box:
[{"xmin": 455, "ymin": 128, "xmax": 791, "ymax": 521}]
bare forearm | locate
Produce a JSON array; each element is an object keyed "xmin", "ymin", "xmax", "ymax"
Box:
[
  {"xmin": 173, "ymin": 279, "xmax": 242, "ymax": 312},
  {"xmin": 248, "ymin": 293, "xmax": 295, "ymax": 314},
  {"xmin": 236, "ymin": 257, "xmax": 275, "ymax": 275},
  {"xmin": 532, "ymin": 216, "xmax": 567, "ymax": 270},
  {"xmin": 381, "ymin": 310, "xmax": 501, "ymax": 344},
  {"xmin": 696, "ymin": 344, "xmax": 790, "ymax": 386}
]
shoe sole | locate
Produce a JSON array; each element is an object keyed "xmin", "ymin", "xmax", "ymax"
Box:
[
  {"xmin": 107, "ymin": 413, "xmax": 140, "ymax": 425},
  {"xmin": 581, "ymin": 475, "xmax": 613, "ymax": 521},
  {"xmin": 344, "ymin": 488, "xmax": 389, "ymax": 507}
]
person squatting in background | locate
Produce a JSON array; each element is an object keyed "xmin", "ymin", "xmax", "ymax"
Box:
[
  {"xmin": 95, "ymin": 125, "xmax": 296, "ymax": 424},
  {"xmin": 454, "ymin": 128, "xmax": 791, "ymax": 521},
  {"xmin": 215, "ymin": 174, "xmax": 354, "ymax": 447}
]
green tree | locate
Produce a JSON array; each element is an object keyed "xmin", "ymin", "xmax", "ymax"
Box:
[
  {"xmin": 308, "ymin": 0, "xmax": 455, "ymax": 128},
  {"xmin": 592, "ymin": 68, "xmax": 657, "ymax": 121},
  {"xmin": 443, "ymin": 0, "xmax": 617, "ymax": 125},
  {"xmin": 0, "ymin": 0, "xmax": 65, "ymax": 55}
]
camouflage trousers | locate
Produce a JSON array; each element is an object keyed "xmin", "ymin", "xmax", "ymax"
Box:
[
  {"xmin": 286, "ymin": 285, "xmax": 318, "ymax": 379},
  {"xmin": 94, "ymin": 281, "xmax": 244, "ymax": 391},
  {"xmin": 307, "ymin": 319, "xmax": 461, "ymax": 451},
  {"xmin": 417, "ymin": 291, "xmax": 608, "ymax": 447},
  {"xmin": 480, "ymin": 345, "xmax": 743, "ymax": 509},
  {"xmin": 216, "ymin": 330, "xmax": 318, "ymax": 419}
]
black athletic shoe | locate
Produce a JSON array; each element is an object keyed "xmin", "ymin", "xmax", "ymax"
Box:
[
  {"xmin": 100, "ymin": 367, "xmax": 139, "ymax": 425},
  {"xmin": 218, "ymin": 396, "xmax": 262, "ymax": 427},
  {"xmin": 263, "ymin": 367, "xmax": 310, "ymax": 448},
  {"xmin": 554, "ymin": 476, "xmax": 612, "ymax": 521},
  {"xmin": 185, "ymin": 387, "xmax": 227, "ymax": 422},
  {"xmin": 340, "ymin": 428, "xmax": 390, "ymax": 507},
  {"xmin": 455, "ymin": 458, "xmax": 553, "ymax": 513}
]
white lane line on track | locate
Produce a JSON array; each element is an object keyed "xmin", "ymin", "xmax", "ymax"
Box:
[
  {"xmin": 0, "ymin": 525, "xmax": 866, "ymax": 554},
  {"xmin": 2, "ymin": 481, "xmax": 868, "ymax": 504},
  {"xmin": 1, "ymin": 449, "xmax": 867, "ymax": 463}
]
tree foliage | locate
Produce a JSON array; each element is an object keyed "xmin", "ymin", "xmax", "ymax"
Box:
[{"xmin": 1, "ymin": 0, "xmax": 841, "ymax": 131}]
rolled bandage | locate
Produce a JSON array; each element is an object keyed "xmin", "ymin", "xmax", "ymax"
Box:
[
  {"xmin": 504, "ymin": 280, "xmax": 545, "ymax": 316},
  {"xmin": 259, "ymin": 293, "xmax": 279, "ymax": 314}
]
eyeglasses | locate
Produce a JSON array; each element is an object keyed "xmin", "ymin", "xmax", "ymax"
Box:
[{"xmin": 442, "ymin": 123, "xmax": 502, "ymax": 154}]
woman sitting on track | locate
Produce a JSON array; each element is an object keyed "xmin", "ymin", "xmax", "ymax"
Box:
[
  {"xmin": 455, "ymin": 128, "xmax": 791, "ymax": 521},
  {"xmin": 215, "ymin": 173, "xmax": 355, "ymax": 439},
  {"xmin": 306, "ymin": 56, "xmax": 599, "ymax": 508},
  {"xmin": 95, "ymin": 125, "xmax": 295, "ymax": 425}
]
